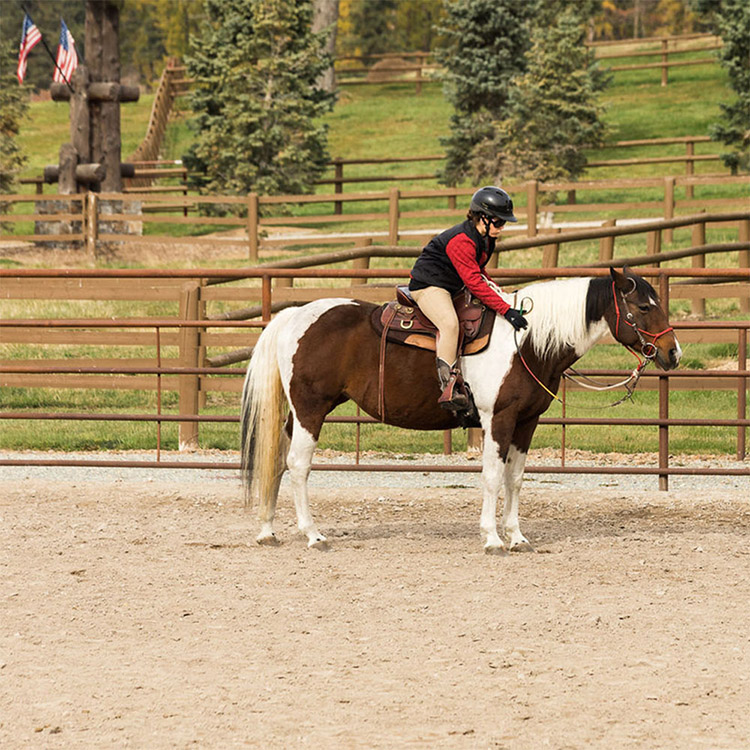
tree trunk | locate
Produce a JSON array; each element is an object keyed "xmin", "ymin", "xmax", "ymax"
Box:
[{"xmin": 312, "ymin": 0, "xmax": 339, "ymax": 94}]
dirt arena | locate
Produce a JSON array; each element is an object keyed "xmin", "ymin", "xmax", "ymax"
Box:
[{"xmin": 2, "ymin": 475, "xmax": 750, "ymax": 748}]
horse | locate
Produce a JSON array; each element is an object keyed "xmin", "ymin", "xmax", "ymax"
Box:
[{"xmin": 240, "ymin": 267, "xmax": 681, "ymax": 554}]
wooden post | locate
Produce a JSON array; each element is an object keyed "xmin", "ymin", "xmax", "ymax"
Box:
[
  {"xmin": 599, "ymin": 219, "xmax": 616, "ymax": 262},
  {"xmin": 70, "ymin": 66, "xmax": 90, "ymax": 166},
  {"xmin": 388, "ymin": 187, "xmax": 400, "ymax": 245},
  {"xmin": 739, "ymin": 219, "xmax": 750, "ymax": 314},
  {"xmin": 415, "ymin": 54, "xmax": 423, "ymax": 95},
  {"xmin": 541, "ymin": 228, "xmax": 561, "ymax": 268},
  {"xmin": 247, "ymin": 192, "xmax": 259, "ymax": 262},
  {"xmin": 96, "ymin": 1, "xmax": 123, "ymax": 193},
  {"xmin": 443, "ymin": 429, "xmax": 452, "ymax": 455},
  {"xmin": 178, "ymin": 281, "xmax": 201, "ymax": 451},
  {"xmin": 333, "ymin": 159, "xmax": 343, "ymax": 214},
  {"xmin": 685, "ymin": 140, "xmax": 695, "ymax": 198},
  {"xmin": 351, "ymin": 237, "xmax": 372, "ymax": 285},
  {"xmin": 646, "ymin": 230, "xmax": 661, "ymax": 266},
  {"xmin": 691, "ymin": 219, "xmax": 706, "ymax": 317},
  {"xmin": 526, "ymin": 180, "xmax": 538, "ymax": 238},
  {"xmin": 261, "ymin": 275, "xmax": 272, "ymax": 322},
  {"xmin": 85, "ymin": 191, "xmax": 99, "ymax": 255},
  {"xmin": 660, "ymin": 39, "xmax": 668, "ymax": 87},
  {"xmin": 58, "ymin": 143, "xmax": 78, "ymax": 195},
  {"xmin": 663, "ymin": 176, "xmax": 675, "ymax": 243}
]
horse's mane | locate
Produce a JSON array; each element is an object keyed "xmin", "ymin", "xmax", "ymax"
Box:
[{"xmin": 518, "ymin": 277, "xmax": 606, "ymax": 359}]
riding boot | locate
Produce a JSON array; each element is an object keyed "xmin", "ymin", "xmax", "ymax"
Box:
[{"xmin": 436, "ymin": 358, "xmax": 470, "ymax": 412}]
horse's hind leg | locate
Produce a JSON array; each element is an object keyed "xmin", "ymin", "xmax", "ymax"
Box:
[
  {"xmin": 287, "ymin": 417, "xmax": 328, "ymax": 549},
  {"xmin": 256, "ymin": 427, "xmax": 290, "ymax": 545}
]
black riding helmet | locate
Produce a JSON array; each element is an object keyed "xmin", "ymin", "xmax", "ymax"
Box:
[{"xmin": 469, "ymin": 186, "xmax": 518, "ymax": 223}]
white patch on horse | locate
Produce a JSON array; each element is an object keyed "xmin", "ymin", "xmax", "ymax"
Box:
[
  {"xmin": 522, "ymin": 277, "xmax": 609, "ymax": 358},
  {"xmin": 461, "ymin": 314, "xmax": 518, "ymax": 413}
]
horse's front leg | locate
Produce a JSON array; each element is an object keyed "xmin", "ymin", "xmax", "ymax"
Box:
[
  {"xmin": 480, "ymin": 413, "xmax": 514, "ymax": 555},
  {"xmin": 502, "ymin": 418, "xmax": 540, "ymax": 552},
  {"xmin": 502, "ymin": 445, "xmax": 534, "ymax": 552}
]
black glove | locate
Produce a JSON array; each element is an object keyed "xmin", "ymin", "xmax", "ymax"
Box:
[{"xmin": 504, "ymin": 308, "xmax": 528, "ymax": 331}]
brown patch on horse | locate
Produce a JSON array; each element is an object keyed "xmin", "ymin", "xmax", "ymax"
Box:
[
  {"xmin": 490, "ymin": 340, "xmax": 578, "ymax": 461},
  {"xmin": 290, "ymin": 302, "xmax": 459, "ymax": 439}
]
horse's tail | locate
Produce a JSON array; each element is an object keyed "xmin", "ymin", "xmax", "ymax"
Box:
[{"xmin": 240, "ymin": 308, "xmax": 295, "ymax": 517}]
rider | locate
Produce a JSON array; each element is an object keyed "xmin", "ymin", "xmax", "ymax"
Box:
[{"xmin": 408, "ymin": 186, "xmax": 529, "ymax": 412}]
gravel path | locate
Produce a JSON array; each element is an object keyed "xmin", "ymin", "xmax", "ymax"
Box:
[{"xmin": 1, "ymin": 448, "xmax": 748, "ymax": 492}]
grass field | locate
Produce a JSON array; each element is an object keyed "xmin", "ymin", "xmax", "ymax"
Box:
[{"xmin": 3, "ymin": 47, "xmax": 749, "ymax": 456}]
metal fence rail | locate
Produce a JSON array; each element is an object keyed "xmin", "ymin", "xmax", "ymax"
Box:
[{"xmin": 2, "ymin": 266, "xmax": 749, "ymax": 489}]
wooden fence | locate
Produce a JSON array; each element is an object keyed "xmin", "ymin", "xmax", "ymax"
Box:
[
  {"xmin": 333, "ymin": 33, "xmax": 721, "ymax": 91},
  {"xmin": 316, "ymin": 135, "xmax": 725, "ymax": 194},
  {"xmin": 2, "ymin": 176, "xmax": 748, "ymax": 262}
]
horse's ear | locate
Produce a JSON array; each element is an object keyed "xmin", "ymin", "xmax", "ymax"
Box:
[
  {"xmin": 609, "ymin": 266, "xmax": 628, "ymax": 290},
  {"xmin": 611, "ymin": 266, "xmax": 638, "ymax": 295}
]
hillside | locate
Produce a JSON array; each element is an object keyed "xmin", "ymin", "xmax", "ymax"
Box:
[{"xmin": 16, "ymin": 48, "xmax": 733, "ymax": 185}]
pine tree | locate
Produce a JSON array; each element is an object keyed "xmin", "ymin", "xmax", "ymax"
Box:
[
  {"xmin": 435, "ymin": 0, "xmax": 535, "ymax": 186},
  {"xmin": 0, "ymin": 39, "xmax": 29, "ymax": 197},
  {"xmin": 696, "ymin": 0, "xmax": 750, "ymax": 173},
  {"xmin": 182, "ymin": 0, "xmax": 335, "ymax": 198},
  {"xmin": 471, "ymin": 7, "xmax": 610, "ymax": 185}
]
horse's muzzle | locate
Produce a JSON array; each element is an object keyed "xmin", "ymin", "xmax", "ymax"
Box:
[{"xmin": 656, "ymin": 341, "xmax": 682, "ymax": 371}]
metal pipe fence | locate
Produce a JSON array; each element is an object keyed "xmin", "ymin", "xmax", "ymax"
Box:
[{"xmin": 1, "ymin": 267, "xmax": 748, "ymax": 489}]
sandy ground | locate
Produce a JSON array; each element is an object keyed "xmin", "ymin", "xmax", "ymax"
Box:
[{"xmin": 2, "ymin": 477, "xmax": 750, "ymax": 749}]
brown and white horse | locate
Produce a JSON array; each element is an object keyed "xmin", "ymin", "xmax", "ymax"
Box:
[{"xmin": 240, "ymin": 267, "xmax": 681, "ymax": 554}]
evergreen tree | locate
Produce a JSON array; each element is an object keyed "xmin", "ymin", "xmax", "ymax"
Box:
[
  {"xmin": 693, "ymin": 0, "xmax": 750, "ymax": 172},
  {"xmin": 0, "ymin": 38, "xmax": 29, "ymax": 196},
  {"xmin": 182, "ymin": 0, "xmax": 335, "ymax": 198},
  {"xmin": 471, "ymin": 6, "xmax": 610, "ymax": 185},
  {"xmin": 435, "ymin": 0, "xmax": 535, "ymax": 186}
]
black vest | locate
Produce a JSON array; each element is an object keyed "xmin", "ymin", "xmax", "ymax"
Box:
[{"xmin": 409, "ymin": 219, "xmax": 494, "ymax": 293}]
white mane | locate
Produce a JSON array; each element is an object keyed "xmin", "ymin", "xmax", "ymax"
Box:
[{"xmin": 516, "ymin": 277, "xmax": 608, "ymax": 359}]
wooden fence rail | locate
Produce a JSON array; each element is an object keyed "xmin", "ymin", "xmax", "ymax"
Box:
[{"xmin": 2, "ymin": 181, "xmax": 748, "ymax": 263}]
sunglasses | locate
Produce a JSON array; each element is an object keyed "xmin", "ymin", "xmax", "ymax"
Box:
[{"xmin": 489, "ymin": 217, "xmax": 506, "ymax": 228}]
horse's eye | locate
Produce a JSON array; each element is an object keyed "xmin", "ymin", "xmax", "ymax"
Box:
[{"xmin": 638, "ymin": 304, "xmax": 650, "ymax": 313}]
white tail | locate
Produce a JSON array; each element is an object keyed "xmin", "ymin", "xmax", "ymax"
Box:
[{"xmin": 239, "ymin": 309, "xmax": 295, "ymax": 519}]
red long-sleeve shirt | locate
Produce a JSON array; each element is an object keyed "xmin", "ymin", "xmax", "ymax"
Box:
[{"xmin": 444, "ymin": 233, "xmax": 510, "ymax": 315}]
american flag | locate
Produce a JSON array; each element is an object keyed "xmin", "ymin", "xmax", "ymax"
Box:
[
  {"xmin": 17, "ymin": 13, "xmax": 42, "ymax": 84},
  {"xmin": 53, "ymin": 19, "xmax": 78, "ymax": 84}
]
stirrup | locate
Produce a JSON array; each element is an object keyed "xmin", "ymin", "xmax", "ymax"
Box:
[{"xmin": 437, "ymin": 368, "xmax": 470, "ymax": 411}]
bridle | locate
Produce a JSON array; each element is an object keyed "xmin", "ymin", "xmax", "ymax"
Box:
[
  {"xmin": 514, "ymin": 278, "xmax": 674, "ymax": 408},
  {"xmin": 611, "ymin": 278, "xmax": 674, "ymax": 365}
]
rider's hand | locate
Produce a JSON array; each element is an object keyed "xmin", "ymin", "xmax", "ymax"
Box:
[{"xmin": 504, "ymin": 308, "xmax": 528, "ymax": 331}]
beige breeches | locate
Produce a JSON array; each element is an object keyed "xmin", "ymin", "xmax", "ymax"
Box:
[{"xmin": 410, "ymin": 286, "xmax": 459, "ymax": 364}]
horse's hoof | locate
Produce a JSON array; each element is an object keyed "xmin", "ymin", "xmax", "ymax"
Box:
[
  {"xmin": 484, "ymin": 544, "xmax": 508, "ymax": 556},
  {"xmin": 256, "ymin": 533, "xmax": 280, "ymax": 546},
  {"xmin": 510, "ymin": 541, "xmax": 536, "ymax": 553},
  {"xmin": 308, "ymin": 538, "xmax": 330, "ymax": 551}
]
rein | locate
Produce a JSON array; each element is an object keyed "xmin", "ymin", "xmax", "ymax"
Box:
[{"xmin": 514, "ymin": 281, "xmax": 674, "ymax": 408}]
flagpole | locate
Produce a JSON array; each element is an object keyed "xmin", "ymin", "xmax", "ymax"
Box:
[{"xmin": 17, "ymin": 2, "xmax": 75, "ymax": 92}]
